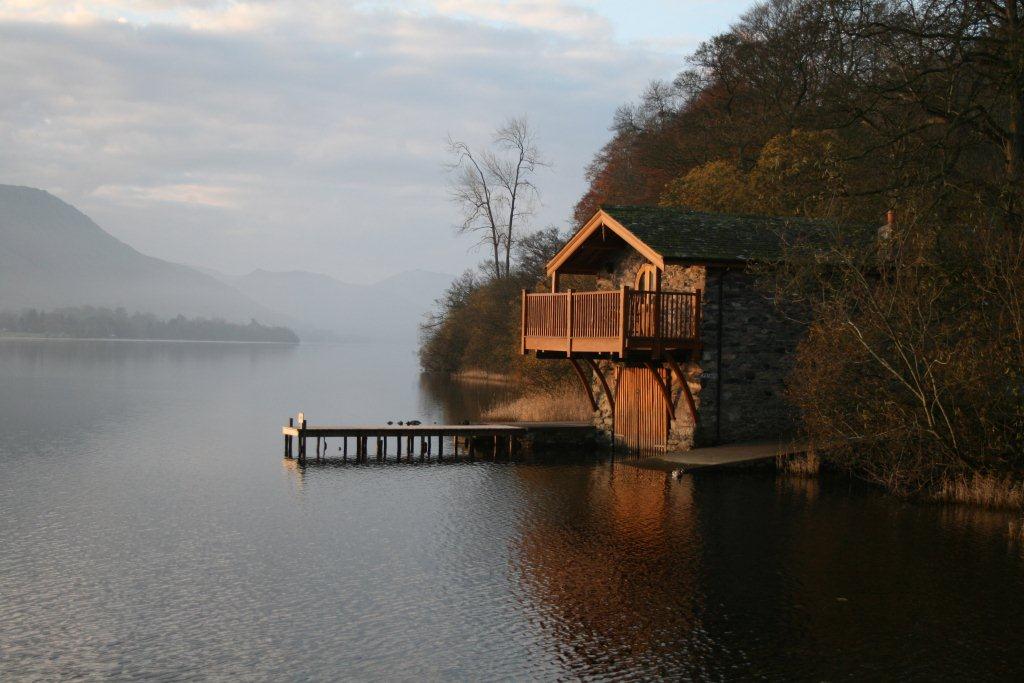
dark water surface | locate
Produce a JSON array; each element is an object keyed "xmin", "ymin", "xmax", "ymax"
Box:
[{"xmin": 1, "ymin": 340, "xmax": 1023, "ymax": 680}]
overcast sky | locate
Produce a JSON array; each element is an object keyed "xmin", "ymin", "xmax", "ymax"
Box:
[{"xmin": 0, "ymin": 1, "xmax": 751, "ymax": 282}]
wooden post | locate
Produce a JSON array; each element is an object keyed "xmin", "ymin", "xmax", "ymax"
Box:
[
  {"xmin": 520, "ymin": 289, "xmax": 527, "ymax": 355},
  {"xmin": 343, "ymin": 436, "xmax": 348, "ymax": 461},
  {"xmin": 551, "ymin": 270, "xmax": 559, "ymax": 293},
  {"xmin": 508, "ymin": 435, "xmax": 514, "ymax": 457},
  {"xmin": 566, "ymin": 288, "xmax": 574, "ymax": 356},
  {"xmin": 694, "ymin": 288, "xmax": 702, "ymax": 342},
  {"xmin": 653, "ymin": 277, "xmax": 662, "ymax": 358},
  {"xmin": 438, "ymin": 435, "xmax": 443, "ymax": 460},
  {"xmin": 619, "ymin": 285, "xmax": 629, "ymax": 358}
]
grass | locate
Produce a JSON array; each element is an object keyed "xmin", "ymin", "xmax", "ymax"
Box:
[
  {"xmin": 482, "ymin": 383, "xmax": 594, "ymax": 422},
  {"xmin": 933, "ymin": 472, "xmax": 1024, "ymax": 510}
]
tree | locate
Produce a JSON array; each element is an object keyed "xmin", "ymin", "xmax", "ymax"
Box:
[{"xmin": 447, "ymin": 117, "xmax": 547, "ymax": 278}]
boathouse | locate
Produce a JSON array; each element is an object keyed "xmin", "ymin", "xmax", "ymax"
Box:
[{"xmin": 521, "ymin": 205, "xmax": 853, "ymax": 453}]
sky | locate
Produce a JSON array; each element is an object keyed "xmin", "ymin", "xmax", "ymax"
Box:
[{"xmin": 0, "ymin": 0, "xmax": 752, "ymax": 282}]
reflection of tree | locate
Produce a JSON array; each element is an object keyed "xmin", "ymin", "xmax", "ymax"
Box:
[
  {"xmin": 509, "ymin": 465, "xmax": 705, "ymax": 678},
  {"xmin": 417, "ymin": 373, "xmax": 518, "ymax": 423}
]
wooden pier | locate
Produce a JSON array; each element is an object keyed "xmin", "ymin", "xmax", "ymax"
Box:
[{"xmin": 282, "ymin": 415, "xmax": 596, "ymax": 463}]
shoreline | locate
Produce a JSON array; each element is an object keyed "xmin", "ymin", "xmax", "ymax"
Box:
[{"xmin": 0, "ymin": 334, "xmax": 300, "ymax": 345}]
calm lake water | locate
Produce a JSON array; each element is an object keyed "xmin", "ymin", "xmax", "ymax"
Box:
[{"xmin": 1, "ymin": 339, "xmax": 1023, "ymax": 680}]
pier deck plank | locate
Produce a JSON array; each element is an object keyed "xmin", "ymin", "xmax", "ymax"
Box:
[{"xmin": 282, "ymin": 421, "xmax": 591, "ymax": 438}]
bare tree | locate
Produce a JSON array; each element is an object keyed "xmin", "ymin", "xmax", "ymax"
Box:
[{"xmin": 446, "ymin": 117, "xmax": 547, "ymax": 278}]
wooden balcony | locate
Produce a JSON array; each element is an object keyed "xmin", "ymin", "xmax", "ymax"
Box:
[{"xmin": 521, "ymin": 288, "xmax": 701, "ymax": 359}]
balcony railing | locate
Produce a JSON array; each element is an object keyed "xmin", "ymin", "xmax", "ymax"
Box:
[{"xmin": 521, "ymin": 287, "xmax": 701, "ymax": 357}]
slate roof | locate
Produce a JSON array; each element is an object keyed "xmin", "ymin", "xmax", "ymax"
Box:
[{"xmin": 601, "ymin": 205, "xmax": 869, "ymax": 262}]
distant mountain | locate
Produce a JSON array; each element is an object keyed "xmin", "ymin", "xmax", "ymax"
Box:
[
  {"xmin": 0, "ymin": 185, "xmax": 275, "ymax": 323},
  {"xmin": 230, "ymin": 268, "xmax": 453, "ymax": 343},
  {"xmin": 372, "ymin": 269, "xmax": 454, "ymax": 316}
]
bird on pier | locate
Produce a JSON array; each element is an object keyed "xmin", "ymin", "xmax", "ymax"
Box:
[
  {"xmin": 387, "ymin": 421, "xmax": 393, "ymax": 425},
  {"xmin": 407, "ymin": 420, "xmax": 422, "ymax": 426},
  {"xmin": 397, "ymin": 421, "xmax": 404, "ymax": 426}
]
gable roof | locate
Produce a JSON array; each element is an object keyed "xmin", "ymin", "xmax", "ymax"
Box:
[{"xmin": 547, "ymin": 205, "xmax": 870, "ymax": 275}]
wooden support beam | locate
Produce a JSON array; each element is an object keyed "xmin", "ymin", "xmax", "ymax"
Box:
[
  {"xmin": 644, "ymin": 361, "xmax": 674, "ymax": 423},
  {"xmin": 584, "ymin": 358, "xmax": 614, "ymax": 411},
  {"xmin": 568, "ymin": 357, "xmax": 598, "ymax": 412},
  {"xmin": 665, "ymin": 355, "xmax": 698, "ymax": 424}
]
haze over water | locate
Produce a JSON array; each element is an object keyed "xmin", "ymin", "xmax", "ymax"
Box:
[{"xmin": 1, "ymin": 339, "xmax": 1023, "ymax": 679}]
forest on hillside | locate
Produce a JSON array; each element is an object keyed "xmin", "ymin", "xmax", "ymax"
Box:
[
  {"xmin": 423, "ymin": 0, "xmax": 1024, "ymax": 501},
  {"xmin": 0, "ymin": 307, "xmax": 299, "ymax": 343}
]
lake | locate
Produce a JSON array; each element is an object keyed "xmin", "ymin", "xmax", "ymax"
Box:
[{"xmin": 1, "ymin": 339, "xmax": 1023, "ymax": 680}]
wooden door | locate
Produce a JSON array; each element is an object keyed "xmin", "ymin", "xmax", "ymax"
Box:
[{"xmin": 614, "ymin": 365, "xmax": 670, "ymax": 453}]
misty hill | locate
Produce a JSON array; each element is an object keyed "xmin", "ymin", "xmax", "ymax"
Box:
[
  {"xmin": 0, "ymin": 185, "xmax": 275, "ymax": 322},
  {"xmin": 230, "ymin": 268, "xmax": 452, "ymax": 342}
]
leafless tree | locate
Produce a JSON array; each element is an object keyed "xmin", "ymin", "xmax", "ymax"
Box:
[{"xmin": 446, "ymin": 117, "xmax": 547, "ymax": 278}]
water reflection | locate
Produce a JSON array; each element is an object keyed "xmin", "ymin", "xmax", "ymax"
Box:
[
  {"xmin": 3, "ymin": 340, "xmax": 1024, "ymax": 679},
  {"xmin": 510, "ymin": 465, "xmax": 703, "ymax": 677},
  {"xmin": 417, "ymin": 372, "xmax": 518, "ymax": 423}
]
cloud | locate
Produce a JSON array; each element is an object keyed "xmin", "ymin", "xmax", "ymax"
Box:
[
  {"xmin": 92, "ymin": 182, "xmax": 243, "ymax": 208},
  {"xmin": 0, "ymin": 1, "xmax": 685, "ymax": 279}
]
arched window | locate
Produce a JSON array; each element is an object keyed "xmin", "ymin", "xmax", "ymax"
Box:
[{"xmin": 633, "ymin": 263, "xmax": 660, "ymax": 292}]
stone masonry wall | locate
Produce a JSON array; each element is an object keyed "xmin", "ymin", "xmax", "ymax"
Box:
[{"xmin": 694, "ymin": 266, "xmax": 804, "ymax": 446}]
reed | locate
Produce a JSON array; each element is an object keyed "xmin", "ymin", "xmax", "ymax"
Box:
[
  {"xmin": 482, "ymin": 383, "xmax": 594, "ymax": 422},
  {"xmin": 777, "ymin": 449, "xmax": 820, "ymax": 476},
  {"xmin": 452, "ymin": 369, "xmax": 517, "ymax": 385},
  {"xmin": 933, "ymin": 473, "xmax": 1024, "ymax": 510}
]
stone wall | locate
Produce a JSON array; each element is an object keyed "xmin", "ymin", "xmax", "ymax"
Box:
[{"xmin": 694, "ymin": 266, "xmax": 803, "ymax": 446}]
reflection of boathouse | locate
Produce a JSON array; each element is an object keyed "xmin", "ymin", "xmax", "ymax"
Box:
[{"xmin": 522, "ymin": 205, "xmax": 845, "ymax": 453}]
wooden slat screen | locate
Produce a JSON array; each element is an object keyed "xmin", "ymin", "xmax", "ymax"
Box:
[
  {"xmin": 625, "ymin": 291, "xmax": 699, "ymax": 341},
  {"xmin": 614, "ymin": 365, "xmax": 671, "ymax": 453},
  {"xmin": 570, "ymin": 291, "xmax": 620, "ymax": 338},
  {"xmin": 525, "ymin": 291, "xmax": 620, "ymax": 339},
  {"xmin": 524, "ymin": 292, "xmax": 569, "ymax": 337}
]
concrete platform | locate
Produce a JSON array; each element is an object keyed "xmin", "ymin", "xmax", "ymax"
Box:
[{"xmin": 634, "ymin": 440, "xmax": 808, "ymax": 471}]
